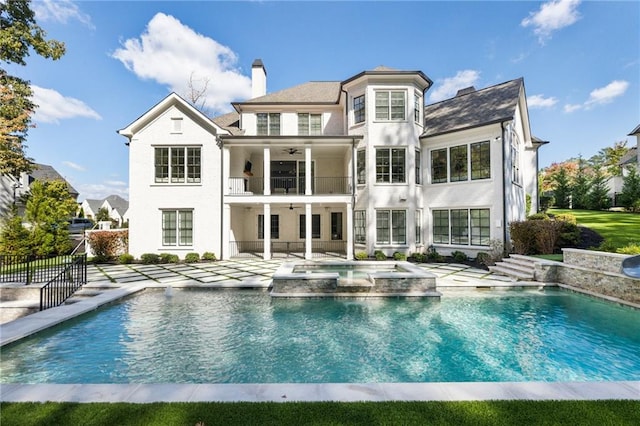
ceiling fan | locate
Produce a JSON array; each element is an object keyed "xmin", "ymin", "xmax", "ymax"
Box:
[
  {"xmin": 288, "ymin": 203, "xmax": 301, "ymax": 210},
  {"xmin": 283, "ymin": 148, "xmax": 302, "ymax": 156}
]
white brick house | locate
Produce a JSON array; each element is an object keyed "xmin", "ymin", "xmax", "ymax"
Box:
[{"xmin": 118, "ymin": 60, "xmax": 545, "ymax": 260}]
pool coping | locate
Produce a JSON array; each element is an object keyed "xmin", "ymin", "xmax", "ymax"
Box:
[{"xmin": 1, "ymin": 381, "xmax": 638, "ymax": 402}]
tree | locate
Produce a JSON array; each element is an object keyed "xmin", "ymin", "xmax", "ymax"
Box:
[
  {"xmin": 551, "ymin": 167, "xmax": 572, "ymax": 208},
  {"xmin": 0, "ymin": 0, "xmax": 66, "ymax": 177},
  {"xmin": 619, "ymin": 167, "xmax": 640, "ymax": 212},
  {"xmin": 587, "ymin": 164, "xmax": 611, "ymax": 210},
  {"xmin": 95, "ymin": 207, "xmax": 110, "ymax": 222},
  {"xmin": 0, "ymin": 205, "xmax": 30, "ymax": 255},
  {"xmin": 571, "ymin": 156, "xmax": 591, "ymax": 210},
  {"xmin": 24, "ymin": 180, "xmax": 77, "ymax": 255},
  {"xmin": 590, "ymin": 140, "xmax": 629, "ymax": 177},
  {"xmin": 184, "ymin": 71, "xmax": 211, "ymax": 115}
]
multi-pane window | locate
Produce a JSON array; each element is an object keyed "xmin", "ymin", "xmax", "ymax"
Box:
[
  {"xmin": 415, "ymin": 210, "xmax": 422, "ymax": 244},
  {"xmin": 354, "ymin": 210, "xmax": 366, "ymax": 244},
  {"xmin": 376, "ymin": 148, "xmax": 405, "ymax": 183},
  {"xmin": 298, "ymin": 113, "xmax": 322, "ymax": 135},
  {"xmin": 299, "ymin": 214, "xmax": 321, "ymax": 239},
  {"xmin": 414, "ymin": 93, "xmax": 421, "ymax": 123},
  {"xmin": 376, "ymin": 210, "xmax": 406, "ymax": 245},
  {"xmin": 154, "ymin": 147, "xmax": 201, "ymax": 184},
  {"xmin": 357, "ymin": 149, "xmax": 366, "ymax": 184},
  {"xmin": 431, "ymin": 209, "xmax": 490, "ymax": 246},
  {"xmin": 162, "ymin": 210, "xmax": 193, "ymax": 246},
  {"xmin": 331, "ymin": 212, "xmax": 343, "ymax": 240},
  {"xmin": 431, "ymin": 148, "xmax": 447, "ymax": 183},
  {"xmin": 375, "ymin": 91, "xmax": 405, "ymax": 120},
  {"xmin": 450, "ymin": 145, "xmax": 468, "ymax": 182},
  {"xmin": 354, "ymin": 95, "xmax": 365, "ymax": 124},
  {"xmin": 257, "ymin": 113, "xmax": 280, "ymax": 136},
  {"xmin": 511, "ymin": 136, "xmax": 521, "ymax": 184},
  {"xmin": 258, "ymin": 214, "xmax": 279, "ymax": 239},
  {"xmin": 415, "ymin": 150, "xmax": 421, "ymax": 184},
  {"xmin": 431, "ymin": 141, "xmax": 490, "ymax": 183},
  {"xmin": 471, "ymin": 141, "xmax": 491, "ymax": 180}
]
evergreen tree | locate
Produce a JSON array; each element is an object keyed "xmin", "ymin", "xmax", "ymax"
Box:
[
  {"xmin": 587, "ymin": 164, "xmax": 611, "ymax": 210},
  {"xmin": 0, "ymin": 206, "xmax": 30, "ymax": 255},
  {"xmin": 619, "ymin": 167, "xmax": 640, "ymax": 212},
  {"xmin": 571, "ymin": 156, "xmax": 591, "ymax": 209},
  {"xmin": 552, "ymin": 167, "xmax": 572, "ymax": 208}
]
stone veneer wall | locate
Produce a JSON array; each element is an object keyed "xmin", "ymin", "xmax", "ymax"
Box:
[{"xmin": 534, "ymin": 249, "xmax": 640, "ymax": 305}]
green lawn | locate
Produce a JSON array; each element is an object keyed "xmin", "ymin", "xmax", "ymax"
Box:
[
  {"xmin": 2, "ymin": 401, "xmax": 640, "ymax": 426},
  {"xmin": 550, "ymin": 209, "xmax": 640, "ymax": 248}
]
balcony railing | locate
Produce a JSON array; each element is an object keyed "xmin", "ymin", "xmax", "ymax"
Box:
[
  {"xmin": 228, "ymin": 177, "xmax": 351, "ymax": 195},
  {"xmin": 229, "ymin": 240, "xmax": 346, "ymax": 258}
]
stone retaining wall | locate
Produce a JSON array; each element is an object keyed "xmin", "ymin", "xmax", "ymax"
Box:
[{"xmin": 534, "ymin": 249, "xmax": 640, "ymax": 305}]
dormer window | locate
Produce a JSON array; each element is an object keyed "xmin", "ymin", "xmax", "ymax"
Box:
[
  {"xmin": 257, "ymin": 113, "xmax": 280, "ymax": 136},
  {"xmin": 375, "ymin": 91, "xmax": 405, "ymax": 121},
  {"xmin": 298, "ymin": 113, "xmax": 322, "ymax": 135}
]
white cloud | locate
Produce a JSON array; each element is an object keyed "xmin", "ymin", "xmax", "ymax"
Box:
[
  {"xmin": 521, "ymin": 0, "xmax": 581, "ymax": 44},
  {"xmin": 563, "ymin": 80, "xmax": 629, "ymax": 113},
  {"xmin": 112, "ymin": 13, "xmax": 252, "ymax": 114},
  {"xmin": 75, "ymin": 182, "xmax": 129, "ymax": 202},
  {"xmin": 428, "ymin": 70, "xmax": 481, "ymax": 103},
  {"xmin": 33, "ymin": 0, "xmax": 94, "ymax": 29},
  {"xmin": 31, "ymin": 86, "xmax": 102, "ymax": 124},
  {"xmin": 528, "ymin": 94, "xmax": 558, "ymax": 109},
  {"xmin": 585, "ymin": 80, "xmax": 629, "ymax": 107},
  {"xmin": 63, "ymin": 161, "xmax": 86, "ymax": 172}
]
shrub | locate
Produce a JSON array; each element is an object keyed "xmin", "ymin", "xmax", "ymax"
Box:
[
  {"xmin": 411, "ymin": 252, "xmax": 426, "ymax": 263},
  {"xmin": 87, "ymin": 230, "xmax": 128, "ymax": 261},
  {"xmin": 539, "ymin": 195, "xmax": 554, "ymax": 212},
  {"xmin": 374, "ymin": 250, "xmax": 386, "ymax": 261},
  {"xmin": 617, "ymin": 243, "xmax": 640, "ymax": 255},
  {"xmin": 354, "ymin": 251, "xmax": 369, "ymax": 261},
  {"xmin": 475, "ymin": 252, "xmax": 492, "ymax": 266},
  {"xmin": 596, "ymin": 240, "xmax": 618, "ymax": 253},
  {"xmin": 510, "ymin": 221, "xmax": 538, "ymax": 255},
  {"xmin": 392, "ymin": 251, "xmax": 406, "ymax": 261},
  {"xmin": 160, "ymin": 253, "xmax": 179, "ymax": 263},
  {"xmin": 184, "ymin": 252, "xmax": 200, "ymax": 263},
  {"xmin": 426, "ymin": 245, "xmax": 445, "ymax": 262},
  {"xmin": 535, "ymin": 220, "xmax": 563, "ymax": 254},
  {"xmin": 140, "ymin": 253, "xmax": 160, "ymax": 264},
  {"xmin": 527, "ymin": 213, "xmax": 549, "ymax": 221},
  {"xmin": 451, "ymin": 250, "xmax": 468, "ymax": 263},
  {"xmin": 118, "ymin": 253, "xmax": 134, "ymax": 264},
  {"xmin": 555, "ymin": 213, "xmax": 577, "ymax": 225},
  {"xmin": 201, "ymin": 252, "xmax": 217, "ymax": 261}
]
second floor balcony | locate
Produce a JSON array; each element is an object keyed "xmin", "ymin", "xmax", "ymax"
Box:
[{"xmin": 228, "ymin": 176, "xmax": 352, "ymax": 195}]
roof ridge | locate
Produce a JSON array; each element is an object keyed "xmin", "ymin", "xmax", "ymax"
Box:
[{"xmin": 426, "ymin": 77, "xmax": 523, "ymax": 107}]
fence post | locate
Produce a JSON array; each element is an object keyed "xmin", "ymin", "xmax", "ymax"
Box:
[{"xmin": 26, "ymin": 254, "xmax": 33, "ymax": 285}]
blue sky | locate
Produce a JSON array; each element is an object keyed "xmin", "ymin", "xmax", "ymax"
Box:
[{"xmin": 7, "ymin": 0, "xmax": 639, "ymax": 201}]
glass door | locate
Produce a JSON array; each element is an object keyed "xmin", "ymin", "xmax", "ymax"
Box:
[{"xmin": 297, "ymin": 160, "xmax": 315, "ymax": 194}]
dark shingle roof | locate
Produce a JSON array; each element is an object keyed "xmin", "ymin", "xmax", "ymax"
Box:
[
  {"xmin": 29, "ymin": 163, "xmax": 79, "ymax": 198},
  {"xmin": 619, "ymin": 146, "xmax": 638, "ymax": 166},
  {"xmin": 104, "ymin": 195, "xmax": 129, "ymax": 214},
  {"xmin": 212, "ymin": 111, "xmax": 243, "ymax": 135},
  {"xmin": 423, "ymin": 78, "xmax": 524, "ymax": 137},
  {"xmin": 239, "ymin": 81, "xmax": 342, "ymax": 105},
  {"xmin": 629, "ymin": 124, "xmax": 640, "ymax": 136}
]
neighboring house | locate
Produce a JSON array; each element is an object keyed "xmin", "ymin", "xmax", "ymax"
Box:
[
  {"xmin": 118, "ymin": 60, "xmax": 545, "ymax": 260},
  {"xmin": 81, "ymin": 195, "xmax": 129, "ymax": 226},
  {"xmin": 0, "ymin": 163, "xmax": 79, "ymax": 218},
  {"xmin": 628, "ymin": 125, "xmax": 640, "ymax": 171},
  {"xmin": 608, "ymin": 127, "xmax": 639, "ymax": 206}
]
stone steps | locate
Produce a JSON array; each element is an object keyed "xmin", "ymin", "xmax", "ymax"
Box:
[{"xmin": 488, "ymin": 255, "xmax": 537, "ymax": 281}]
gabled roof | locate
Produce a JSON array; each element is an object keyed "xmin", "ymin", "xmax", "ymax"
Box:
[
  {"xmin": 29, "ymin": 163, "xmax": 79, "ymax": 198},
  {"xmin": 118, "ymin": 92, "xmax": 228, "ymax": 140},
  {"xmin": 233, "ymin": 81, "xmax": 342, "ymax": 110},
  {"xmin": 619, "ymin": 146, "xmax": 638, "ymax": 165},
  {"xmin": 422, "ymin": 78, "xmax": 524, "ymax": 137},
  {"xmin": 83, "ymin": 199, "xmax": 103, "ymax": 214},
  {"xmin": 102, "ymin": 194, "xmax": 129, "ymax": 215},
  {"xmin": 212, "ymin": 111, "xmax": 243, "ymax": 135},
  {"xmin": 629, "ymin": 124, "xmax": 640, "ymax": 136}
]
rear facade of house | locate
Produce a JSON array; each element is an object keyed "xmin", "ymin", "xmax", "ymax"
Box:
[{"xmin": 119, "ymin": 60, "xmax": 543, "ymax": 260}]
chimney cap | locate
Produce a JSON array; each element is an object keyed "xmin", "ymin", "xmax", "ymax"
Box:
[{"xmin": 252, "ymin": 59, "xmax": 264, "ymax": 68}]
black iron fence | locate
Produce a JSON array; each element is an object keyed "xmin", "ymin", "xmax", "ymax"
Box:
[
  {"xmin": 228, "ymin": 177, "xmax": 351, "ymax": 195},
  {"xmin": 0, "ymin": 254, "xmax": 87, "ymax": 285},
  {"xmin": 229, "ymin": 241, "xmax": 346, "ymax": 259},
  {"xmin": 40, "ymin": 254, "xmax": 87, "ymax": 311}
]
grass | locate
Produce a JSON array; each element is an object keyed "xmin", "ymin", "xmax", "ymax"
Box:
[
  {"xmin": 550, "ymin": 208, "xmax": 640, "ymax": 248},
  {"xmin": 0, "ymin": 255, "xmax": 73, "ymax": 275},
  {"xmin": 531, "ymin": 254, "xmax": 563, "ymax": 262},
  {"xmin": 1, "ymin": 401, "xmax": 640, "ymax": 426}
]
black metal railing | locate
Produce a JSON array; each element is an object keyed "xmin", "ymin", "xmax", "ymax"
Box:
[
  {"xmin": 228, "ymin": 176, "xmax": 351, "ymax": 195},
  {"xmin": 229, "ymin": 241, "xmax": 346, "ymax": 258},
  {"xmin": 40, "ymin": 254, "xmax": 87, "ymax": 311},
  {"xmin": 0, "ymin": 254, "xmax": 87, "ymax": 285}
]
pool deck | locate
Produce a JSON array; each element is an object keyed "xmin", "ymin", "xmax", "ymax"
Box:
[{"xmin": 1, "ymin": 259, "xmax": 639, "ymax": 402}]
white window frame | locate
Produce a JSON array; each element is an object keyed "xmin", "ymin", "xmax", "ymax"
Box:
[
  {"xmin": 257, "ymin": 113, "xmax": 281, "ymax": 136},
  {"xmin": 154, "ymin": 146, "xmax": 201, "ymax": 184},
  {"xmin": 162, "ymin": 209, "xmax": 193, "ymax": 246},
  {"xmin": 298, "ymin": 113, "xmax": 322, "ymax": 136},
  {"xmin": 375, "ymin": 147, "xmax": 406, "ymax": 183},
  {"xmin": 376, "ymin": 209, "xmax": 406, "ymax": 245},
  {"xmin": 354, "ymin": 210, "xmax": 366, "ymax": 244},
  {"xmin": 375, "ymin": 90, "xmax": 406, "ymax": 121}
]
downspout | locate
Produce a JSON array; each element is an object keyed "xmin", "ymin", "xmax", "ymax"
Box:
[
  {"xmin": 501, "ymin": 121, "xmax": 508, "ymax": 251},
  {"xmin": 217, "ymin": 135, "xmax": 224, "ymax": 260},
  {"xmin": 341, "ymin": 87, "xmax": 357, "ymax": 258}
]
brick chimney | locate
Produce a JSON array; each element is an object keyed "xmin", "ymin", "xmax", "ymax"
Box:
[{"xmin": 252, "ymin": 59, "xmax": 267, "ymax": 99}]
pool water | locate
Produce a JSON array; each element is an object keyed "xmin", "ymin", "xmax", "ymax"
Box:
[{"xmin": 1, "ymin": 289, "xmax": 639, "ymax": 384}]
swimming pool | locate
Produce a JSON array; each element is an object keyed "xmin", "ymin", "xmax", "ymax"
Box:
[{"xmin": 1, "ymin": 289, "xmax": 639, "ymax": 384}]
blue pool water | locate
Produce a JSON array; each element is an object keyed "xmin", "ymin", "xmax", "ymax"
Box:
[{"xmin": 1, "ymin": 289, "xmax": 639, "ymax": 384}]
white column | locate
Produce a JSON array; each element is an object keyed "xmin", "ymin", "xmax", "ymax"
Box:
[
  {"xmin": 305, "ymin": 203, "xmax": 312, "ymax": 260},
  {"xmin": 305, "ymin": 146, "xmax": 312, "ymax": 195},
  {"xmin": 263, "ymin": 203, "xmax": 271, "ymax": 260},
  {"xmin": 222, "ymin": 146, "xmax": 230, "ymax": 195},
  {"xmin": 346, "ymin": 202, "xmax": 353, "ymax": 260},
  {"xmin": 263, "ymin": 147, "xmax": 271, "ymax": 195},
  {"xmin": 222, "ymin": 204, "xmax": 231, "ymax": 260}
]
